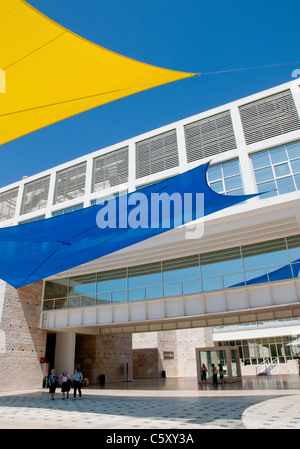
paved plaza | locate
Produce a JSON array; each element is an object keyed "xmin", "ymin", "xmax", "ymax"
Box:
[{"xmin": 0, "ymin": 376, "xmax": 299, "ymax": 430}]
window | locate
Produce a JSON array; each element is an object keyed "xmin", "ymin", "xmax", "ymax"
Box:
[
  {"xmin": 207, "ymin": 159, "xmax": 244, "ymax": 195},
  {"xmin": 97, "ymin": 268, "xmax": 127, "ymax": 303},
  {"xmin": 185, "ymin": 111, "xmax": 236, "ymax": 162},
  {"xmin": 43, "ymin": 234, "xmax": 300, "ymax": 310},
  {"xmin": 162, "ymin": 255, "xmax": 201, "ymax": 296},
  {"xmin": 128, "ymin": 262, "xmax": 162, "ymax": 300},
  {"xmin": 0, "ymin": 187, "xmax": 18, "ymax": 221},
  {"xmin": 21, "ymin": 176, "xmax": 50, "ymax": 215},
  {"xmin": 250, "ymin": 141, "xmax": 300, "ymax": 198},
  {"xmin": 136, "ymin": 130, "xmax": 179, "ymax": 178},
  {"xmin": 242, "ymin": 238, "xmax": 291, "ymax": 284},
  {"xmin": 52, "ymin": 204, "xmax": 83, "ymax": 217},
  {"xmin": 92, "ymin": 147, "xmax": 128, "ymax": 193},
  {"xmin": 20, "ymin": 215, "xmax": 45, "ymax": 224},
  {"xmin": 54, "ymin": 162, "xmax": 86, "ymax": 204},
  {"xmin": 200, "ymin": 247, "xmax": 244, "ymax": 290},
  {"xmin": 239, "ymin": 90, "xmax": 300, "ymax": 145}
]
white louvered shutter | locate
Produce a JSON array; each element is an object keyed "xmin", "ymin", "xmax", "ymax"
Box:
[
  {"xmin": 136, "ymin": 130, "xmax": 179, "ymax": 178},
  {"xmin": 92, "ymin": 147, "xmax": 128, "ymax": 193},
  {"xmin": 184, "ymin": 111, "xmax": 237, "ymax": 163},
  {"xmin": 239, "ymin": 90, "xmax": 300, "ymax": 145}
]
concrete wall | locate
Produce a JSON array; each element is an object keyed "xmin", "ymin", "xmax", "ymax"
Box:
[{"xmin": 0, "ymin": 280, "xmax": 47, "ymax": 391}]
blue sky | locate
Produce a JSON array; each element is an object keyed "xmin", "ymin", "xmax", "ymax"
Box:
[{"xmin": 1, "ymin": 0, "xmax": 300, "ymax": 187}]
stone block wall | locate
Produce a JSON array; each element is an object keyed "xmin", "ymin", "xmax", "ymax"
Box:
[
  {"xmin": 75, "ymin": 332, "xmax": 133, "ymax": 384},
  {"xmin": 133, "ymin": 348, "xmax": 159, "ymax": 378},
  {"xmin": 0, "ymin": 280, "xmax": 47, "ymax": 391},
  {"xmin": 132, "ymin": 328, "xmax": 214, "ymax": 378}
]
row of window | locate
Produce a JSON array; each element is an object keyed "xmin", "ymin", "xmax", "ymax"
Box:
[
  {"xmin": 2, "ymin": 139, "xmax": 300, "ymax": 224},
  {"xmin": 0, "ymin": 89, "xmax": 299, "ymax": 222},
  {"xmin": 43, "ymin": 234, "xmax": 300, "ymax": 308},
  {"xmin": 218, "ymin": 335, "xmax": 300, "ymax": 364}
]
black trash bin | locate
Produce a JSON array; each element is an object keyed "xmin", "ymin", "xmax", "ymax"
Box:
[
  {"xmin": 100, "ymin": 374, "xmax": 105, "ymax": 384},
  {"xmin": 161, "ymin": 370, "xmax": 166, "ymax": 379}
]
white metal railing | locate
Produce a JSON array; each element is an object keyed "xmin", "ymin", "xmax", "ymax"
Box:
[{"xmin": 256, "ymin": 357, "xmax": 279, "ymax": 375}]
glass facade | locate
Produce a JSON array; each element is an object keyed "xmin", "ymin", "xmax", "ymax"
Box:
[
  {"xmin": 218, "ymin": 334, "xmax": 300, "ymax": 365},
  {"xmin": 250, "ymin": 141, "xmax": 300, "ymax": 199},
  {"xmin": 207, "ymin": 159, "xmax": 244, "ymax": 195},
  {"xmin": 43, "ymin": 234, "xmax": 300, "ymax": 310}
]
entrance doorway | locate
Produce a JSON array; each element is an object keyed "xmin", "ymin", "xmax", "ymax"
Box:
[{"xmin": 196, "ymin": 346, "xmax": 241, "ymax": 384}]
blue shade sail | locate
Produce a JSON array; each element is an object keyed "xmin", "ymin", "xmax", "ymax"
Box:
[{"xmin": 0, "ymin": 163, "xmax": 257, "ymax": 289}]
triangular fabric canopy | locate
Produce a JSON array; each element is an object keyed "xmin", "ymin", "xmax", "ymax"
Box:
[
  {"xmin": 0, "ymin": 0, "xmax": 195, "ymax": 145},
  {"xmin": 0, "ymin": 164, "xmax": 257, "ymax": 289}
]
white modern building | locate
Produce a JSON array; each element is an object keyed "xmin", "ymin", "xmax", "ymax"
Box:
[{"xmin": 1, "ymin": 78, "xmax": 300, "ymax": 388}]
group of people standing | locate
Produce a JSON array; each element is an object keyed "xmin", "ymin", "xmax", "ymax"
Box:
[
  {"xmin": 48, "ymin": 368, "xmax": 85, "ymax": 400},
  {"xmin": 200, "ymin": 363, "xmax": 226, "ymax": 386}
]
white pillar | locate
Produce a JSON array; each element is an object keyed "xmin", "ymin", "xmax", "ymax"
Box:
[{"xmin": 54, "ymin": 331, "xmax": 76, "ymax": 377}]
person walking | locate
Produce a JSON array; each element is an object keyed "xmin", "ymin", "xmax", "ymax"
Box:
[
  {"xmin": 48, "ymin": 369, "xmax": 59, "ymax": 400},
  {"xmin": 72, "ymin": 368, "xmax": 83, "ymax": 400},
  {"xmin": 200, "ymin": 363, "xmax": 208, "ymax": 385},
  {"xmin": 218, "ymin": 363, "xmax": 226, "ymax": 385},
  {"xmin": 212, "ymin": 364, "xmax": 218, "ymax": 386},
  {"xmin": 60, "ymin": 371, "xmax": 71, "ymax": 399}
]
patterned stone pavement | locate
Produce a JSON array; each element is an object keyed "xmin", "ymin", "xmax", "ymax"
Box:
[{"xmin": 0, "ymin": 376, "xmax": 299, "ymax": 430}]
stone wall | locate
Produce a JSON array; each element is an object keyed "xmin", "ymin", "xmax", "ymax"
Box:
[
  {"xmin": 75, "ymin": 332, "xmax": 133, "ymax": 384},
  {"xmin": 133, "ymin": 348, "xmax": 159, "ymax": 378},
  {"xmin": 0, "ymin": 280, "xmax": 47, "ymax": 391},
  {"xmin": 132, "ymin": 328, "xmax": 214, "ymax": 378}
]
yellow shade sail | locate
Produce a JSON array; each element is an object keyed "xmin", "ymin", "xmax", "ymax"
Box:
[{"xmin": 0, "ymin": 0, "xmax": 195, "ymax": 146}]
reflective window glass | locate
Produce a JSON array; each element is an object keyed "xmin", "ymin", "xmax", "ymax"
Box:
[
  {"xmin": 268, "ymin": 265, "xmax": 293, "ymax": 282},
  {"xmin": 202, "ymin": 276, "xmax": 223, "ymax": 291},
  {"xmin": 287, "ymin": 141, "xmax": 300, "ymax": 159},
  {"xmin": 207, "ymin": 159, "xmax": 244, "ymax": 195},
  {"xmin": 44, "ymin": 279, "xmax": 69, "ymax": 300},
  {"xmin": 290, "ymin": 159, "xmax": 300, "ymax": 174},
  {"xmin": 257, "ymin": 180, "xmax": 277, "ymax": 198},
  {"xmin": 210, "ymin": 180, "xmax": 223, "ymax": 193},
  {"xmin": 251, "ymin": 151, "xmax": 270, "ymax": 169},
  {"xmin": 294, "ymin": 174, "xmax": 300, "ymax": 189},
  {"xmin": 128, "ymin": 263, "xmax": 161, "ymax": 289},
  {"xmin": 254, "ymin": 167, "xmax": 274, "ymax": 183},
  {"xmin": 224, "ymin": 174, "xmax": 242, "ymax": 191},
  {"xmin": 276, "ymin": 176, "xmax": 295, "ymax": 194},
  {"xmin": 222, "ymin": 159, "xmax": 240, "ymax": 177},
  {"xmin": 274, "ymin": 163, "xmax": 290, "ymax": 177},
  {"xmin": 287, "ymin": 235, "xmax": 300, "ymax": 262},
  {"xmin": 97, "ymin": 268, "xmax": 127, "ymax": 293},
  {"xmin": 163, "ymin": 256, "xmax": 200, "ymax": 284},
  {"xmin": 242, "ymin": 238, "xmax": 289, "ymax": 271},
  {"xmin": 200, "ymin": 248, "xmax": 243, "ymax": 278},
  {"xmin": 269, "ymin": 147, "xmax": 287, "ymax": 164},
  {"xmin": 69, "ymin": 274, "xmax": 96, "ymax": 297},
  {"xmin": 207, "ymin": 165, "xmax": 222, "ymax": 182},
  {"xmin": 251, "ymin": 141, "xmax": 300, "ymax": 198}
]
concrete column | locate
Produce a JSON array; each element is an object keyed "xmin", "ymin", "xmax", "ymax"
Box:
[{"xmin": 54, "ymin": 331, "xmax": 76, "ymax": 377}]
